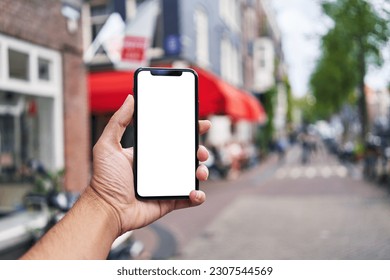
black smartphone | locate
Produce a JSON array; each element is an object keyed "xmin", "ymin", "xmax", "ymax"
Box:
[{"xmin": 134, "ymin": 67, "xmax": 199, "ymax": 199}]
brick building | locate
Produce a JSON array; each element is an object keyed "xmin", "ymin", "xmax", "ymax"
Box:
[{"xmin": 0, "ymin": 0, "xmax": 89, "ymax": 192}]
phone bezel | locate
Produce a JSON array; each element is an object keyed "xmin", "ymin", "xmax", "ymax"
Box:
[{"xmin": 133, "ymin": 67, "xmax": 199, "ymax": 200}]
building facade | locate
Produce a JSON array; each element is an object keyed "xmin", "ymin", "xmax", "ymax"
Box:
[
  {"xmin": 256, "ymin": 0, "xmax": 288, "ymax": 137},
  {"xmin": 85, "ymin": 0, "xmax": 277, "ymax": 151},
  {"xmin": 0, "ymin": 0, "xmax": 89, "ymax": 192},
  {"xmin": 158, "ymin": 0, "xmax": 269, "ymax": 146},
  {"xmin": 161, "ymin": 0, "xmax": 243, "ymax": 87},
  {"xmin": 366, "ymin": 86, "xmax": 390, "ymax": 131}
]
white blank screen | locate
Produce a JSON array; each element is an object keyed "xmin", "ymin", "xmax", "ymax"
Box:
[{"xmin": 136, "ymin": 70, "xmax": 196, "ymax": 198}]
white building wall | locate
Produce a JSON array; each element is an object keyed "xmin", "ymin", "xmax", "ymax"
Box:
[
  {"xmin": 253, "ymin": 37, "xmax": 275, "ymax": 93},
  {"xmin": 274, "ymin": 83, "xmax": 287, "ymax": 133},
  {"xmin": 206, "ymin": 115, "xmax": 232, "ymax": 146},
  {"xmin": 235, "ymin": 120, "xmax": 253, "ymax": 143}
]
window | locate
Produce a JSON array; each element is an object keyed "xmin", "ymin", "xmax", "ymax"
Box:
[
  {"xmin": 220, "ymin": 37, "xmax": 229, "ymax": 81},
  {"xmin": 219, "ymin": 0, "xmax": 240, "ymax": 31},
  {"xmin": 195, "ymin": 7, "xmax": 209, "ymax": 67},
  {"xmin": 91, "ymin": 4, "xmax": 108, "ymax": 17},
  {"xmin": 258, "ymin": 45, "xmax": 266, "ymax": 68},
  {"xmin": 8, "ymin": 49, "xmax": 29, "ymax": 81},
  {"xmin": 90, "ymin": 4, "xmax": 110, "ymax": 41},
  {"xmin": 220, "ymin": 36, "xmax": 242, "ymax": 87},
  {"xmin": 38, "ymin": 58, "xmax": 51, "ymax": 81},
  {"xmin": 0, "ymin": 93, "xmax": 42, "ymax": 181}
]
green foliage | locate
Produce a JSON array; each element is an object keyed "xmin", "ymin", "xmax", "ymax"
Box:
[
  {"xmin": 284, "ymin": 78, "xmax": 294, "ymax": 124},
  {"xmin": 310, "ymin": 27, "xmax": 358, "ymax": 118},
  {"xmin": 294, "ymin": 95, "xmax": 317, "ymax": 123},
  {"xmin": 310, "ymin": 0, "xmax": 389, "ymax": 131},
  {"xmin": 256, "ymin": 86, "xmax": 276, "ymax": 153}
]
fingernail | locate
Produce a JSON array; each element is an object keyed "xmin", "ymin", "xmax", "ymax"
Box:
[
  {"xmin": 204, "ymin": 166, "xmax": 209, "ymax": 179},
  {"xmin": 125, "ymin": 94, "xmax": 133, "ymax": 102}
]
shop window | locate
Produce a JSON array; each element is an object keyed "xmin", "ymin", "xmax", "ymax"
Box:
[
  {"xmin": 38, "ymin": 57, "xmax": 51, "ymax": 81},
  {"xmin": 0, "ymin": 93, "xmax": 43, "ymax": 182},
  {"xmin": 8, "ymin": 49, "xmax": 30, "ymax": 81}
]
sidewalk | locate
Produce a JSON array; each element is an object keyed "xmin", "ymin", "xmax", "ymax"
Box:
[
  {"xmin": 134, "ymin": 145, "xmax": 390, "ymax": 260},
  {"xmin": 180, "ymin": 148, "xmax": 390, "ymax": 259},
  {"xmin": 131, "ymin": 151, "xmax": 282, "ymax": 260}
]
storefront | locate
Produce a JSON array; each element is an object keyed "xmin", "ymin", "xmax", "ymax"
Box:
[
  {"xmin": 88, "ymin": 64, "xmax": 267, "ymax": 148},
  {"xmin": 0, "ymin": 34, "xmax": 64, "ymax": 181}
]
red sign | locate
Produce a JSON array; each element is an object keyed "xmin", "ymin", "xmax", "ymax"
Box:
[{"xmin": 121, "ymin": 36, "xmax": 148, "ymax": 63}]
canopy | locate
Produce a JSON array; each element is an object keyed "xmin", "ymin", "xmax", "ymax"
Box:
[
  {"xmin": 88, "ymin": 66, "xmax": 267, "ymax": 123},
  {"xmin": 193, "ymin": 66, "xmax": 266, "ymax": 122},
  {"xmin": 88, "ymin": 71, "xmax": 133, "ymax": 114}
]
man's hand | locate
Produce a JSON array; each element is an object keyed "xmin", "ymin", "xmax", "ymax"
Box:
[{"xmin": 89, "ymin": 95, "xmax": 211, "ymax": 236}]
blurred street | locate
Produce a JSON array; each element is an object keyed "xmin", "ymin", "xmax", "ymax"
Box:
[
  {"xmin": 134, "ymin": 144, "xmax": 390, "ymax": 259},
  {"xmin": 0, "ymin": 0, "xmax": 389, "ymax": 261}
]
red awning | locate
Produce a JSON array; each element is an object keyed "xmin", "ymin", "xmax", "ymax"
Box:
[
  {"xmin": 193, "ymin": 66, "xmax": 266, "ymax": 123},
  {"xmin": 88, "ymin": 71, "xmax": 134, "ymax": 114},
  {"xmin": 88, "ymin": 67, "xmax": 267, "ymax": 123},
  {"xmin": 191, "ymin": 66, "xmax": 227, "ymax": 118},
  {"xmin": 214, "ymin": 78, "xmax": 249, "ymax": 121},
  {"xmin": 241, "ymin": 92, "xmax": 267, "ymax": 123}
]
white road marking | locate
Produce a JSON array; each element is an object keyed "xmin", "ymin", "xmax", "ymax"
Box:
[
  {"xmin": 275, "ymin": 165, "xmax": 350, "ymax": 180},
  {"xmin": 290, "ymin": 167, "xmax": 302, "ymax": 179},
  {"xmin": 304, "ymin": 167, "xmax": 317, "ymax": 178},
  {"xmin": 335, "ymin": 166, "xmax": 348, "ymax": 177},
  {"xmin": 320, "ymin": 166, "xmax": 332, "ymax": 178}
]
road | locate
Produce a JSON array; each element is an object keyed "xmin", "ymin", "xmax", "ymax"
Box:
[{"xmin": 133, "ymin": 144, "xmax": 390, "ymax": 259}]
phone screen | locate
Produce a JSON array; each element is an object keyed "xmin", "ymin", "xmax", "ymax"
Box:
[{"xmin": 134, "ymin": 68, "xmax": 198, "ymax": 199}]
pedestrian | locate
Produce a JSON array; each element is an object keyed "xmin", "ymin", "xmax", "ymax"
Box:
[
  {"xmin": 20, "ymin": 95, "xmax": 211, "ymax": 260},
  {"xmin": 299, "ymin": 127, "xmax": 311, "ymax": 164},
  {"xmin": 275, "ymin": 137, "xmax": 288, "ymax": 163},
  {"xmin": 226, "ymin": 141, "xmax": 243, "ymax": 180}
]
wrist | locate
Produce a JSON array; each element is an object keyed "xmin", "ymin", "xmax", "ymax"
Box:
[
  {"xmin": 21, "ymin": 186, "xmax": 123, "ymax": 259},
  {"xmin": 82, "ymin": 186, "xmax": 122, "ymax": 239}
]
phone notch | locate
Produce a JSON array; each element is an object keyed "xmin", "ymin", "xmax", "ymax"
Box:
[{"xmin": 150, "ymin": 69, "xmax": 183, "ymax": 76}]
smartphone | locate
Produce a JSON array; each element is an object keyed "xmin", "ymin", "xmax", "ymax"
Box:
[{"xmin": 134, "ymin": 67, "xmax": 199, "ymax": 199}]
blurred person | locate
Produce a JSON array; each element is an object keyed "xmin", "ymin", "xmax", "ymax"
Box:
[
  {"xmin": 203, "ymin": 145, "xmax": 229, "ymax": 179},
  {"xmin": 20, "ymin": 95, "xmax": 211, "ymax": 260},
  {"xmin": 275, "ymin": 136, "xmax": 288, "ymax": 163},
  {"xmin": 226, "ymin": 141, "xmax": 243, "ymax": 180},
  {"xmin": 238, "ymin": 143, "xmax": 249, "ymax": 169},
  {"xmin": 240, "ymin": 143, "xmax": 258, "ymax": 168},
  {"xmin": 219, "ymin": 144, "xmax": 233, "ymax": 177}
]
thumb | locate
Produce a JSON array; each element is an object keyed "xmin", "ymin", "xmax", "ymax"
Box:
[{"xmin": 100, "ymin": 95, "xmax": 134, "ymax": 145}]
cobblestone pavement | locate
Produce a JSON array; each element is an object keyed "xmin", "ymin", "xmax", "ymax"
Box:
[{"xmin": 136, "ymin": 144, "xmax": 390, "ymax": 260}]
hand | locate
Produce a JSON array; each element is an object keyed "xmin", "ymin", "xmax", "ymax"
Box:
[{"xmin": 88, "ymin": 95, "xmax": 211, "ymax": 236}]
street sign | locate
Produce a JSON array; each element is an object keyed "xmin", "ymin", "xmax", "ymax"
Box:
[{"xmin": 121, "ymin": 36, "xmax": 148, "ymax": 64}]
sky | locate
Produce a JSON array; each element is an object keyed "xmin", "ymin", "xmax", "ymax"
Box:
[{"xmin": 269, "ymin": 0, "xmax": 390, "ymax": 98}]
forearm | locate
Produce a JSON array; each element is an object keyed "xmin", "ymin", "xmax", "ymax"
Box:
[{"xmin": 20, "ymin": 187, "xmax": 121, "ymax": 260}]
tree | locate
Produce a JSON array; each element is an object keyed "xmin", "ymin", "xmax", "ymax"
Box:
[
  {"xmin": 310, "ymin": 27, "xmax": 358, "ymax": 119},
  {"xmin": 284, "ymin": 78, "xmax": 294, "ymax": 125},
  {"xmin": 310, "ymin": 0, "xmax": 389, "ymax": 139},
  {"xmin": 256, "ymin": 86, "xmax": 276, "ymax": 154}
]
